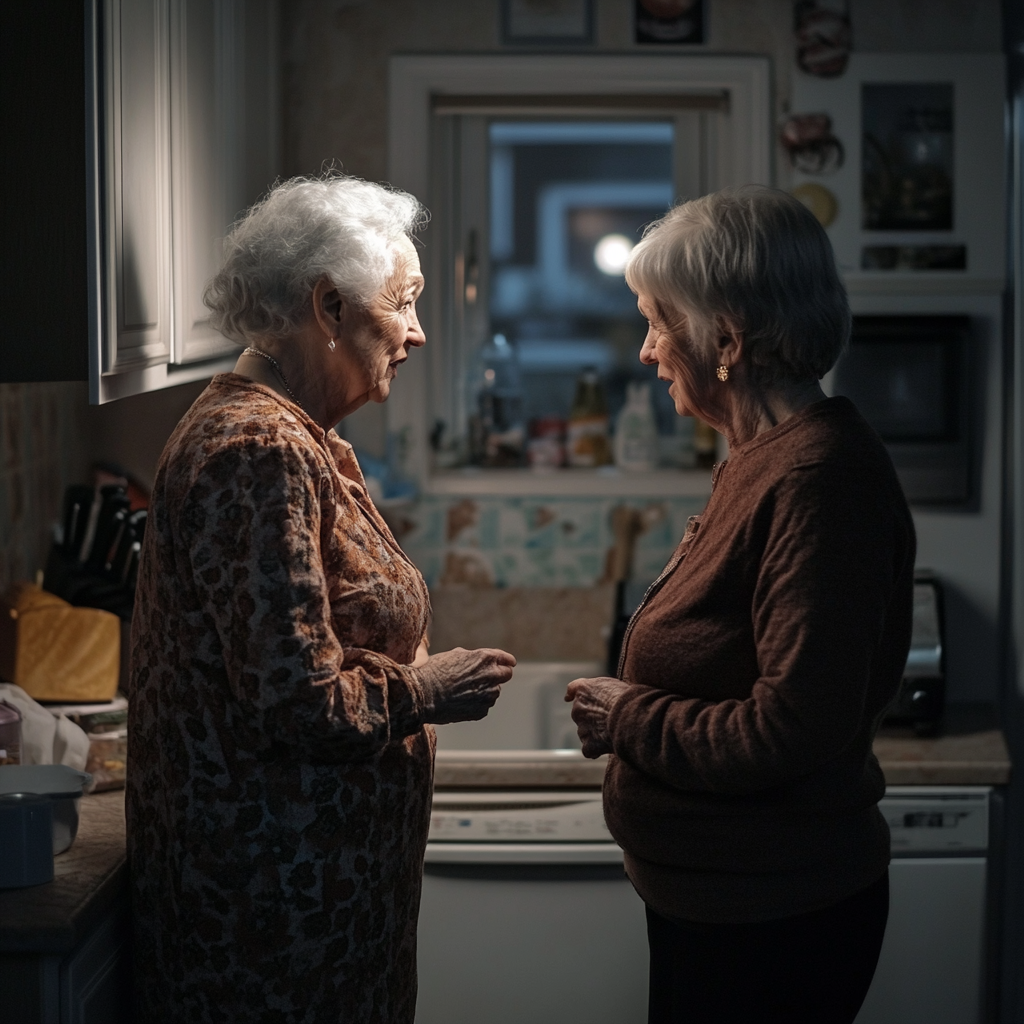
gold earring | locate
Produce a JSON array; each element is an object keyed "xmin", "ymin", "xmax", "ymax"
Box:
[{"xmin": 716, "ymin": 364, "xmax": 729, "ymax": 382}]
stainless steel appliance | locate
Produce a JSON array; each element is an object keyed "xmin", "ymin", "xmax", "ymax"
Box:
[
  {"xmin": 831, "ymin": 315, "xmax": 976, "ymax": 506},
  {"xmin": 884, "ymin": 571, "xmax": 945, "ymax": 734}
]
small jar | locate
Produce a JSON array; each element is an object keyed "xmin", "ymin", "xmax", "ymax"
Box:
[{"xmin": 0, "ymin": 701, "xmax": 22, "ymax": 765}]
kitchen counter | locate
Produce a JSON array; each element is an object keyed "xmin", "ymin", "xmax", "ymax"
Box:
[
  {"xmin": 434, "ymin": 703, "xmax": 1012, "ymax": 788},
  {"xmin": 0, "ymin": 709, "xmax": 1009, "ymax": 945},
  {"xmin": 0, "ymin": 790, "xmax": 132, "ymax": 1023},
  {"xmin": 0, "ymin": 789, "xmax": 126, "ymax": 954},
  {"xmin": 874, "ymin": 702, "xmax": 1011, "ymax": 785}
]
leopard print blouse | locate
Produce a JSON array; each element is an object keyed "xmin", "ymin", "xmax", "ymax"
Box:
[{"xmin": 127, "ymin": 374, "xmax": 434, "ymax": 1024}]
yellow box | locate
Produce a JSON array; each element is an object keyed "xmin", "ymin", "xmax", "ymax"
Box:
[{"xmin": 0, "ymin": 583, "xmax": 120, "ymax": 703}]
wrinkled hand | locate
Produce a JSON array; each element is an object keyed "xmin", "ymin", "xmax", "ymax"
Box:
[
  {"xmin": 565, "ymin": 676, "xmax": 629, "ymax": 758},
  {"xmin": 416, "ymin": 647, "xmax": 517, "ymax": 725}
]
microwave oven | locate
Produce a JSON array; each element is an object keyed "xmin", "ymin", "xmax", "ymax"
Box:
[{"xmin": 827, "ymin": 315, "xmax": 975, "ymax": 506}]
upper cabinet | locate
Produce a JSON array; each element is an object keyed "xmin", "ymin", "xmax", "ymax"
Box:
[
  {"xmin": 170, "ymin": 0, "xmax": 276, "ymax": 367},
  {"xmin": 98, "ymin": 0, "xmax": 174, "ymax": 380},
  {"xmin": 0, "ymin": 0, "xmax": 279, "ymax": 399},
  {"xmin": 90, "ymin": 0, "xmax": 280, "ymax": 402}
]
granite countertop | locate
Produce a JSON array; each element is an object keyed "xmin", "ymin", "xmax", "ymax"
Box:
[
  {"xmin": 874, "ymin": 703, "xmax": 1011, "ymax": 786},
  {"xmin": 434, "ymin": 704, "xmax": 1012, "ymax": 788},
  {"xmin": 0, "ymin": 789, "xmax": 126, "ymax": 954}
]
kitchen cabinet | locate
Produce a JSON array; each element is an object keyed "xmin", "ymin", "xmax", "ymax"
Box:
[
  {"xmin": 93, "ymin": 0, "xmax": 280, "ymax": 402},
  {"xmin": 97, "ymin": 0, "xmax": 174, "ymax": 382},
  {"xmin": 0, "ymin": 792, "xmax": 132, "ymax": 1024},
  {"xmin": 0, "ymin": 0, "xmax": 279, "ymax": 401}
]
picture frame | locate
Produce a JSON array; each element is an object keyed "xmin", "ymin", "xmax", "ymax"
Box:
[
  {"xmin": 501, "ymin": 0, "xmax": 594, "ymax": 46},
  {"xmin": 634, "ymin": 0, "xmax": 705, "ymax": 46},
  {"xmin": 790, "ymin": 54, "xmax": 1005, "ymax": 289}
]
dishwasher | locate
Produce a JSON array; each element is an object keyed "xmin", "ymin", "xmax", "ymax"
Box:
[
  {"xmin": 854, "ymin": 785, "xmax": 992, "ymax": 1024},
  {"xmin": 416, "ymin": 788, "xmax": 648, "ymax": 1024},
  {"xmin": 416, "ymin": 663, "xmax": 647, "ymax": 1024},
  {"xmin": 415, "ymin": 665, "xmax": 994, "ymax": 1024}
]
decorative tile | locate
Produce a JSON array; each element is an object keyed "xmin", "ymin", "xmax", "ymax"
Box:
[{"xmin": 400, "ymin": 493, "xmax": 708, "ymax": 589}]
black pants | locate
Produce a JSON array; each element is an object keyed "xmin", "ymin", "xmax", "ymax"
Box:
[{"xmin": 646, "ymin": 871, "xmax": 889, "ymax": 1024}]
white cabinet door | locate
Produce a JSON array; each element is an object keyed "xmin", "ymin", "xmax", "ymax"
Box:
[
  {"xmin": 88, "ymin": 0, "xmax": 279, "ymax": 403},
  {"xmin": 169, "ymin": 0, "xmax": 279, "ymax": 366},
  {"xmin": 101, "ymin": 0, "xmax": 172, "ymax": 377},
  {"xmin": 169, "ymin": 0, "xmax": 241, "ymax": 365}
]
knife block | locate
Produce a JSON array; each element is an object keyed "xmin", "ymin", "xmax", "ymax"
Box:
[{"xmin": 0, "ymin": 583, "xmax": 120, "ymax": 703}]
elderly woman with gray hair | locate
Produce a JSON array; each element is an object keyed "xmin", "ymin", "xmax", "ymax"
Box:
[
  {"xmin": 127, "ymin": 175, "xmax": 515, "ymax": 1023},
  {"xmin": 566, "ymin": 186, "xmax": 914, "ymax": 1024}
]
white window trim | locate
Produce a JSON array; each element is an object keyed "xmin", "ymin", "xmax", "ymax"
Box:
[{"xmin": 386, "ymin": 54, "xmax": 771, "ymax": 495}]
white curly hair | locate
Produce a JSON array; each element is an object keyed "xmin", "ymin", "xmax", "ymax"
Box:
[{"xmin": 204, "ymin": 173, "xmax": 428, "ymax": 343}]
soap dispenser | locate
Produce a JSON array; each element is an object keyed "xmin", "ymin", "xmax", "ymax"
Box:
[{"xmin": 613, "ymin": 382, "xmax": 658, "ymax": 472}]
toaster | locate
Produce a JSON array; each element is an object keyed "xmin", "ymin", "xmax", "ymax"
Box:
[{"xmin": 883, "ymin": 571, "xmax": 945, "ymax": 736}]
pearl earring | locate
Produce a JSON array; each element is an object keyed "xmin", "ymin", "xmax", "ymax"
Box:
[
  {"xmin": 716, "ymin": 365, "xmax": 729, "ymax": 382},
  {"xmin": 328, "ymin": 339, "xmax": 336, "ymax": 351}
]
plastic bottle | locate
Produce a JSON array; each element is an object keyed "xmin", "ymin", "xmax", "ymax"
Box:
[{"xmin": 614, "ymin": 382, "xmax": 659, "ymax": 472}]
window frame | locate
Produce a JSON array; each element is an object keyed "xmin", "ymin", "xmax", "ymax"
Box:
[{"xmin": 387, "ymin": 54, "xmax": 771, "ymax": 494}]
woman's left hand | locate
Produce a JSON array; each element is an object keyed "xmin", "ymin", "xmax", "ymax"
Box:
[{"xmin": 565, "ymin": 676, "xmax": 630, "ymax": 758}]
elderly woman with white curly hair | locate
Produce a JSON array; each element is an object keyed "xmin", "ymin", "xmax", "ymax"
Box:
[
  {"xmin": 127, "ymin": 175, "xmax": 515, "ymax": 1024},
  {"xmin": 566, "ymin": 186, "xmax": 915, "ymax": 1024}
]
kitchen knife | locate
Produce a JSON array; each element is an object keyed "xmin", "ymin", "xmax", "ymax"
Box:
[
  {"xmin": 61, "ymin": 485, "xmax": 96, "ymax": 561},
  {"xmin": 84, "ymin": 485, "xmax": 130, "ymax": 573}
]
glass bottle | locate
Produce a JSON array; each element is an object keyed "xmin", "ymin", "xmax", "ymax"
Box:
[
  {"xmin": 567, "ymin": 368, "xmax": 613, "ymax": 468},
  {"xmin": 472, "ymin": 334, "xmax": 526, "ymax": 467}
]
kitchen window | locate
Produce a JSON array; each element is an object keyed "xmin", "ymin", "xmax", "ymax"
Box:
[{"xmin": 387, "ymin": 55, "xmax": 771, "ymax": 495}]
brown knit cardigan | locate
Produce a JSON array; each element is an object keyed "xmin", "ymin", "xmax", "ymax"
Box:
[{"xmin": 604, "ymin": 397, "xmax": 915, "ymax": 923}]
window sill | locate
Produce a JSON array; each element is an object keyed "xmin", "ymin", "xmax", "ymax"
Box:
[{"xmin": 424, "ymin": 467, "xmax": 713, "ymax": 498}]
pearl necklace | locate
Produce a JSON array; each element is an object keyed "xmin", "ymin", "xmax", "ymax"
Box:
[{"xmin": 241, "ymin": 346, "xmax": 301, "ymax": 407}]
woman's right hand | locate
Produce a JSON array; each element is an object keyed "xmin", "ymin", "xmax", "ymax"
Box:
[{"xmin": 415, "ymin": 647, "xmax": 517, "ymax": 725}]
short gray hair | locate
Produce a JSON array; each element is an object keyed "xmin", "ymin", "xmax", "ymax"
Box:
[
  {"xmin": 625, "ymin": 185, "xmax": 850, "ymax": 384},
  {"xmin": 204, "ymin": 174, "xmax": 428, "ymax": 343}
]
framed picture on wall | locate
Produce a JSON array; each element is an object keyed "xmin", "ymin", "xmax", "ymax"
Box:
[
  {"xmin": 502, "ymin": 0, "xmax": 594, "ymax": 45},
  {"xmin": 634, "ymin": 0, "xmax": 705, "ymax": 45}
]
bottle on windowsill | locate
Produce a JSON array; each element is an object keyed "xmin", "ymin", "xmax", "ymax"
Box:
[
  {"xmin": 473, "ymin": 334, "xmax": 526, "ymax": 468},
  {"xmin": 567, "ymin": 367, "xmax": 613, "ymax": 468},
  {"xmin": 613, "ymin": 382, "xmax": 658, "ymax": 472}
]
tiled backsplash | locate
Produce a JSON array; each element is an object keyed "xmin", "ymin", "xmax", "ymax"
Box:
[
  {"xmin": 0, "ymin": 383, "xmax": 88, "ymax": 593},
  {"xmin": 396, "ymin": 494, "xmax": 709, "ymax": 589}
]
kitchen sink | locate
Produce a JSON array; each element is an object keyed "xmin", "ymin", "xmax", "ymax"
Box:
[{"xmin": 433, "ymin": 661, "xmax": 601, "ymax": 753}]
